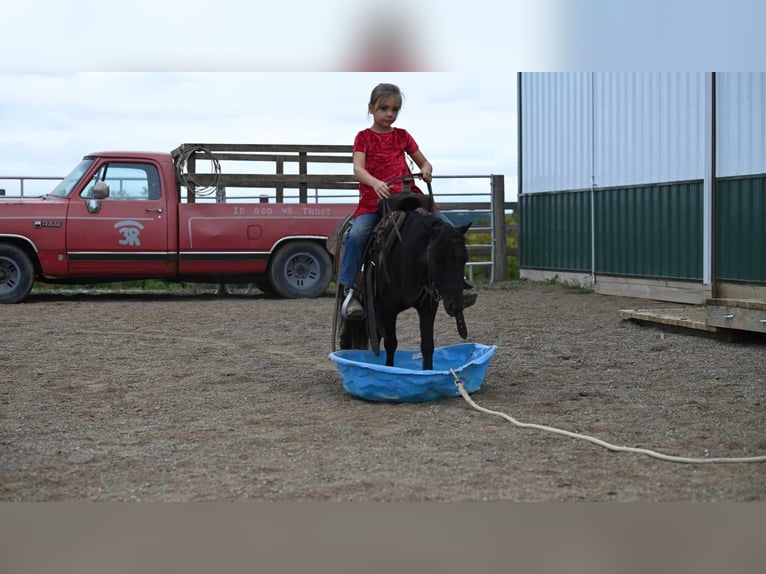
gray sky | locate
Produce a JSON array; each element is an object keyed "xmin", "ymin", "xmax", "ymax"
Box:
[
  {"xmin": 0, "ymin": 73, "xmax": 519, "ymax": 200},
  {"xmin": 2, "ymin": 0, "xmax": 762, "ymax": 202}
]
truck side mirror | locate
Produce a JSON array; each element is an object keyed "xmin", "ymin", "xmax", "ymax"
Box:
[
  {"xmin": 92, "ymin": 181, "xmax": 110, "ymax": 199},
  {"xmin": 86, "ymin": 181, "xmax": 110, "ymax": 213}
]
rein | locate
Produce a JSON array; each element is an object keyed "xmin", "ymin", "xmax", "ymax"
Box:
[{"xmin": 383, "ymin": 173, "xmax": 434, "ymax": 206}]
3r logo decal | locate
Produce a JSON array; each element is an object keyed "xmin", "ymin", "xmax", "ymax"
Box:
[{"xmin": 114, "ymin": 220, "xmax": 144, "ymax": 246}]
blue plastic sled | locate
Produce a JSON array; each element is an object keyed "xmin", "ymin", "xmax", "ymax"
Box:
[{"xmin": 328, "ymin": 342, "xmax": 498, "ymax": 403}]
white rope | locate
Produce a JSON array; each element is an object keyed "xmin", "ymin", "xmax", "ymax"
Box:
[{"xmin": 451, "ymin": 370, "xmax": 766, "ymax": 465}]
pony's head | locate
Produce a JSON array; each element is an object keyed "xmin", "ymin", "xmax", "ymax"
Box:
[{"xmin": 426, "ymin": 219, "xmax": 471, "ymax": 317}]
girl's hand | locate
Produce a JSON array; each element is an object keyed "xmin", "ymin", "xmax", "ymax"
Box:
[
  {"xmin": 373, "ymin": 179, "xmax": 391, "ymax": 198},
  {"xmin": 420, "ymin": 169, "xmax": 432, "ymax": 183}
]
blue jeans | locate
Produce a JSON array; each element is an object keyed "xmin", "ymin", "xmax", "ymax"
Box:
[{"xmin": 339, "ymin": 209, "xmax": 453, "ymax": 288}]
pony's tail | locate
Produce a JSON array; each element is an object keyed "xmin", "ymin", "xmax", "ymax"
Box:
[{"xmin": 339, "ymin": 318, "xmax": 370, "ymax": 351}]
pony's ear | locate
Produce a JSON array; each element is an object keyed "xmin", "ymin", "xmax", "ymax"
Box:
[{"xmin": 458, "ymin": 222, "xmax": 472, "ymax": 235}]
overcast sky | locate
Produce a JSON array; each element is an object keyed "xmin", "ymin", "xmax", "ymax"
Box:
[
  {"xmin": 2, "ymin": 0, "xmax": 763, "ymax": 202},
  {"xmin": 0, "ymin": 73, "xmax": 517, "ymax": 200}
]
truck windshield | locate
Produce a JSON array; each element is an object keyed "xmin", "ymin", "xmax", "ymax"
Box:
[{"xmin": 48, "ymin": 158, "xmax": 95, "ymax": 197}]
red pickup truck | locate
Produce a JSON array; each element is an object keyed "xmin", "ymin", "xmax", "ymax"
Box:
[{"xmin": 0, "ymin": 149, "xmax": 355, "ymax": 303}]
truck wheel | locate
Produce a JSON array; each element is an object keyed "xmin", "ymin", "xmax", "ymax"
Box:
[
  {"xmin": 0, "ymin": 244, "xmax": 35, "ymax": 304},
  {"xmin": 268, "ymin": 240, "xmax": 332, "ymax": 299}
]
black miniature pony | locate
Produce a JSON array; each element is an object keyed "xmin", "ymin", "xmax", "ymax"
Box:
[{"xmin": 331, "ymin": 183, "xmax": 471, "ymax": 370}]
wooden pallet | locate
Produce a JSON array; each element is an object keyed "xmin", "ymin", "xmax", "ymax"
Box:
[
  {"xmin": 706, "ymin": 298, "xmax": 766, "ymax": 334},
  {"xmin": 617, "ymin": 307, "xmax": 721, "ymax": 333}
]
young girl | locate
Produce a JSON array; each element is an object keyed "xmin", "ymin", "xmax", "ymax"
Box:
[{"xmin": 340, "ymin": 83, "xmax": 475, "ymax": 319}]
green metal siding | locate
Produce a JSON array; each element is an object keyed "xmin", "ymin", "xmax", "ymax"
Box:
[
  {"xmin": 716, "ymin": 175, "xmax": 766, "ymax": 283},
  {"xmin": 520, "ymin": 182, "xmax": 704, "ymax": 280},
  {"xmin": 519, "ymin": 191, "xmax": 591, "ymax": 272},
  {"xmin": 594, "ymin": 182, "xmax": 703, "ymax": 280}
]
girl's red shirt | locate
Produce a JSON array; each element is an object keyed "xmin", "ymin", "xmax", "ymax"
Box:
[{"xmin": 352, "ymin": 127, "xmax": 424, "ymax": 217}]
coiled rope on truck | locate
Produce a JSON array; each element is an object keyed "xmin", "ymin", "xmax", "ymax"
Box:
[
  {"xmin": 174, "ymin": 144, "xmax": 221, "ymax": 197},
  {"xmin": 450, "ymin": 369, "xmax": 766, "ymax": 465}
]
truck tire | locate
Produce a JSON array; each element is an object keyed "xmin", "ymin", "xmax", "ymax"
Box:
[
  {"xmin": 268, "ymin": 240, "xmax": 332, "ymax": 299},
  {"xmin": 0, "ymin": 244, "xmax": 35, "ymax": 304}
]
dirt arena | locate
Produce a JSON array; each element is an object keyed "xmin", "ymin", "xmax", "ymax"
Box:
[{"xmin": 1, "ymin": 280, "xmax": 764, "ymax": 501}]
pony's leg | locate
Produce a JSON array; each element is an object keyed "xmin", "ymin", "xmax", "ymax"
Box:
[
  {"xmin": 339, "ymin": 317, "xmax": 370, "ymax": 351},
  {"xmin": 418, "ymin": 303, "xmax": 438, "ymax": 370},
  {"xmin": 381, "ymin": 314, "xmax": 398, "ymax": 367}
]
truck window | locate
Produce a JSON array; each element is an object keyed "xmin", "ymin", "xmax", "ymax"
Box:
[
  {"xmin": 80, "ymin": 163, "xmax": 161, "ymax": 200},
  {"xmin": 48, "ymin": 158, "xmax": 95, "ymax": 197}
]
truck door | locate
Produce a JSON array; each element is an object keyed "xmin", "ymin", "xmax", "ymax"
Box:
[{"xmin": 66, "ymin": 161, "xmax": 172, "ymax": 277}]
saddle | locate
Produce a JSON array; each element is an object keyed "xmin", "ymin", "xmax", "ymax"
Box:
[
  {"xmin": 380, "ymin": 190, "xmax": 433, "ymax": 213},
  {"xmin": 325, "ymin": 191, "xmax": 434, "ymax": 282}
]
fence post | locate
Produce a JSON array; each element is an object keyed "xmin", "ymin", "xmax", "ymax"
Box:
[
  {"xmin": 298, "ymin": 151, "xmax": 308, "ymax": 203},
  {"xmin": 491, "ymin": 174, "xmax": 507, "ymax": 282},
  {"xmin": 186, "ymin": 154, "xmax": 196, "ymax": 203},
  {"xmin": 276, "ymin": 159, "xmax": 284, "ymax": 202}
]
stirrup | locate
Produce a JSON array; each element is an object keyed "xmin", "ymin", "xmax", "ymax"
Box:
[{"xmin": 342, "ymin": 287, "xmax": 364, "ymax": 320}]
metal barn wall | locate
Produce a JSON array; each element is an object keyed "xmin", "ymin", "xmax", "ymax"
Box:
[
  {"xmin": 520, "ymin": 71, "xmax": 766, "ymax": 298},
  {"xmin": 520, "ymin": 73, "xmax": 592, "ymax": 194},
  {"xmin": 717, "ymin": 73, "xmax": 766, "ymax": 177},
  {"xmin": 715, "ymin": 175, "xmax": 766, "ymax": 283},
  {"xmin": 715, "ymin": 73, "xmax": 766, "ymax": 285},
  {"xmin": 593, "ymin": 73, "xmax": 706, "ymax": 188},
  {"xmin": 521, "ymin": 73, "xmax": 706, "ymax": 193},
  {"xmin": 519, "ymin": 191, "xmax": 591, "ymax": 272},
  {"xmin": 594, "ymin": 182, "xmax": 703, "ymax": 280},
  {"xmin": 519, "ymin": 72, "xmax": 707, "ymax": 286}
]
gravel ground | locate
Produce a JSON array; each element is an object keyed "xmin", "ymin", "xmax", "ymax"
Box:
[{"xmin": 1, "ymin": 280, "xmax": 764, "ymax": 501}]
